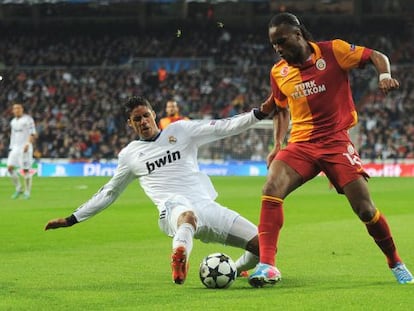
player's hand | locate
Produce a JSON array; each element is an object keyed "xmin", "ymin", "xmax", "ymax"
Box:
[
  {"xmin": 266, "ymin": 144, "xmax": 282, "ymax": 169},
  {"xmin": 260, "ymin": 94, "xmax": 275, "ymax": 116},
  {"xmin": 45, "ymin": 218, "xmax": 71, "ymax": 230},
  {"xmin": 379, "ymin": 77, "xmax": 399, "ymax": 95}
]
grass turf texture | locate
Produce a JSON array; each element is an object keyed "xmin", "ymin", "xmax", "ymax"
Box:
[{"xmin": 0, "ymin": 176, "xmax": 413, "ymax": 310}]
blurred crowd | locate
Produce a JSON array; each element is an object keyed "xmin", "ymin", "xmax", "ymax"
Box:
[
  {"xmin": 1, "ymin": 16, "xmax": 412, "ymax": 68},
  {"xmin": 357, "ymin": 65, "xmax": 414, "ymax": 161},
  {"xmin": 0, "ymin": 19, "xmax": 413, "ymax": 162}
]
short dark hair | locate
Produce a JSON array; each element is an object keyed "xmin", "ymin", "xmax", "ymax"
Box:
[
  {"xmin": 268, "ymin": 12, "xmax": 313, "ymax": 41},
  {"xmin": 124, "ymin": 96, "xmax": 153, "ymax": 119},
  {"xmin": 13, "ymin": 102, "xmax": 25, "ymax": 109}
]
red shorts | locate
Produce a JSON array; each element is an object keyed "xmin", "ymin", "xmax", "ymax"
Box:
[{"xmin": 276, "ymin": 131, "xmax": 369, "ymax": 194}]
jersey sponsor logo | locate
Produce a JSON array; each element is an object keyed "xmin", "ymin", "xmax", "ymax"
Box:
[
  {"xmin": 291, "ymin": 80, "xmax": 326, "ymax": 99},
  {"xmin": 315, "ymin": 59, "xmax": 326, "ymax": 71},
  {"xmin": 146, "ymin": 150, "xmax": 181, "ymax": 173}
]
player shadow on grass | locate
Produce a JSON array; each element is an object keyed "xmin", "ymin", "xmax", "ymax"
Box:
[{"xmin": 189, "ymin": 276, "xmax": 390, "ymax": 291}]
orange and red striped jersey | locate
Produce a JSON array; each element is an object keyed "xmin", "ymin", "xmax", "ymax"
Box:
[
  {"xmin": 159, "ymin": 115, "xmax": 189, "ymax": 130},
  {"xmin": 270, "ymin": 39, "xmax": 372, "ymax": 143}
]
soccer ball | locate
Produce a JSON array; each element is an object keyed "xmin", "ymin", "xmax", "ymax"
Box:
[{"xmin": 199, "ymin": 253, "xmax": 237, "ymax": 289}]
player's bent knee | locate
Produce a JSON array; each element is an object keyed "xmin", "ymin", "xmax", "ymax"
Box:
[
  {"xmin": 177, "ymin": 211, "xmax": 197, "ymax": 228},
  {"xmin": 359, "ymin": 208, "xmax": 377, "ymax": 223},
  {"xmin": 353, "ymin": 201, "xmax": 377, "ymax": 222},
  {"xmin": 262, "ymin": 182, "xmax": 278, "ymax": 196}
]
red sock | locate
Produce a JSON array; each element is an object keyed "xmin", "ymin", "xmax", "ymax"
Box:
[
  {"xmin": 365, "ymin": 210, "xmax": 402, "ymax": 267},
  {"xmin": 258, "ymin": 195, "xmax": 284, "ymax": 266}
]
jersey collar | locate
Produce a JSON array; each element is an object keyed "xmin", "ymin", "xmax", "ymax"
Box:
[
  {"xmin": 140, "ymin": 130, "xmax": 162, "ymax": 142},
  {"xmin": 301, "ymin": 42, "xmax": 322, "ymax": 68}
]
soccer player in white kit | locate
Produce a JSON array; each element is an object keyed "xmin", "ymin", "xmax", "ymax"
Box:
[
  {"xmin": 45, "ymin": 95, "xmax": 272, "ymax": 285},
  {"xmin": 7, "ymin": 103, "xmax": 37, "ymax": 199}
]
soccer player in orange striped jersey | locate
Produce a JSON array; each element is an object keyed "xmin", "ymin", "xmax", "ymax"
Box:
[
  {"xmin": 248, "ymin": 12, "xmax": 413, "ymax": 287},
  {"xmin": 159, "ymin": 100, "xmax": 189, "ymax": 130}
]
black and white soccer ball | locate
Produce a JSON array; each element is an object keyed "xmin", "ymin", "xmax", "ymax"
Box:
[{"xmin": 199, "ymin": 253, "xmax": 237, "ymax": 289}]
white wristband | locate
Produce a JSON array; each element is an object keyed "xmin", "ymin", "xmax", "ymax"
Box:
[{"xmin": 379, "ymin": 73, "xmax": 391, "ymax": 81}]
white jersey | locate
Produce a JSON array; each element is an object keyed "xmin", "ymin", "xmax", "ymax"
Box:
[
  {"xmin": 73, "ymin": 110, "xmax": 261, "ymax": 222},
  {"xmin": 9, "ymin": 114, "xmax": 36, "ymax": 149}
]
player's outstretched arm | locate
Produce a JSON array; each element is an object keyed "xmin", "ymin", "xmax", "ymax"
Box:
[
  {"xmin": 45, "ymin": 215, "xmax": 78, "ymax": 230},
  {"xmin": 370, "ymin": 50, "xmax": 399, "ymax": 95},
  {"xmin": 260, "ymin": 93, "xmax": 276, "ymax": 116}
]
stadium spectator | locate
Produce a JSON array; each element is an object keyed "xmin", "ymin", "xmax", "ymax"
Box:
[
  {"xmin": 158, "ymin": 99, "xmax": 189, "ymax": 130},
  {"xmin": 7, "ymin": 103, "xmax": 37, "ymax": 199},
  {"xmin": 44, "ymin": 95, "xmax": 273, "ymax": 285},
  {"xmin": 248, "ymin": 12, "xmax": 414, "ymax": 287}
]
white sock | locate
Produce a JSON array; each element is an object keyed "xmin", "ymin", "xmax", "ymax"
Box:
[
  {"xmin": 10, "ymin": 170, "xmax": 22, "ymax": 192},
  {"xmin": 24, "ymin": 173, "xmax": 32, "ymax": 195},
  {"xmin": 173, "ymin": 223, "xmax": 195, "ymax": 258},
  {"xmin": 235, "ymin": 251, "xmax": 259, "ymax": 272}
]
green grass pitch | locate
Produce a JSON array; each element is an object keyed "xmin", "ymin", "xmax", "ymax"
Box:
[{"xmin": 1, "ymin": 176, "xmax": 413, "ymax": 310}]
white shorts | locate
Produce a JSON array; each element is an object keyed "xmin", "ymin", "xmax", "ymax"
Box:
[
  {"xmin": 7, "ymin": 145, "xmax": 33, "ymax": 170},
  {"xmin": 158, "ymin": 194, "xmax": 256, "ymax": 247}
]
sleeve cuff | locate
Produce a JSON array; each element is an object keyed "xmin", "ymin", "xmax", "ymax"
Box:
[
  {"xmin": 65, "ymin": 214, "xmax": 79, "ymax": 226},
  {"xmin": 253, "ymin": 108, "xmax": 268, "ymax": 120}
]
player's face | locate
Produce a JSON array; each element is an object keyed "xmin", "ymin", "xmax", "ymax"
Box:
[
  {"xmin": 166, "ymin": 101, "xmax": 179, "ymax": 117},
  {"xmin": 128, "ymin": 105, "xmax": 160, "ymax": 140},
  {"xmin": 269, "ymin": 24, "xmax": 303, "ymax": 65},
  {"xmin": 12, "ymin": 104, "xmax": 24, "ymax": 118}
]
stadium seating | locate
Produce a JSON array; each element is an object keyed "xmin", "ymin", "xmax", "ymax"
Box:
[{"xmin": 0, "ymin": 19, "xmax": 413, "ymax": 161}]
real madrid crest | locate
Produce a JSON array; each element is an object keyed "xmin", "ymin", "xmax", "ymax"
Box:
[
  {"xmin": 316, "ymin": 59, "xmax": 326, "ymax": 71},
  {"xmin": 168, "ymin": 136, "xmax": 177, "ymax": 144}
]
